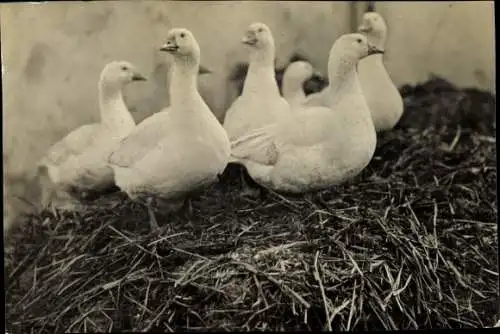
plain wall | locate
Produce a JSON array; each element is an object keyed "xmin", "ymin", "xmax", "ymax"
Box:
[
  {"xmin": 378, "ymin": 1, "xmax": 495, "ymax": 90},
  {"xmin": 1, "ymin": 1, "xmax": 495, "ymax": 229}
]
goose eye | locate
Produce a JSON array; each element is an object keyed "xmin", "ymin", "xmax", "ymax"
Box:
[
  {"xmin": 121, "ymin": 66, "xmax": 128, "ymax": 71},
  {"xmin": 180, "ymin": 33, "xmax": 185, "ymax": 38},
  {"xmin": 356, "ymin": 38, "xmax": 362, "ymax": 44},
  {"xmin": 257, "ymin": 28, "xmax": 263, "ymax": 33}
]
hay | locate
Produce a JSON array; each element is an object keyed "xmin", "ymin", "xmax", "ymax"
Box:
[{"xmin": 5, "ymin": 76, "xmax": 498, "ymax": 332}]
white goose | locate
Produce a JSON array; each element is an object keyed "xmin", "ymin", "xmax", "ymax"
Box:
[
  {"xmin": 108, "ymin": 28, "xmax": 230, "ymax": 232},
  {"xmin": 37, "ymin": 61, "xmax": 146, "ymax": 210},
  {"xmin": 230, "ymin": 34, "xmax": 381, "ymax": 193},
  {"xmin": 222, "ymin": 22, "xmax": 291, "ymax": 194},
  {"xmin": 358, "ymin": 11, "xmax": 404, "ymax": 131}
]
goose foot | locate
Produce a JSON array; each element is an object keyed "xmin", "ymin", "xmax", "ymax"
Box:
[
  {"xmin": 50, "ymin": 190, "xmax": 86, "ymax": 212},
  {"xmin": 241, "ymin": 184, "xmax": 263, "ymax": 199},
  {"xmin": 305, "ymin": 192, "xmax": 329, "ymax": 210},
  {"xmin": 315, "ymin": 192, "xmax": 329, "ymax": 209},
  {"xmin": 80, "ymin": 191, "xmax": 92, "ymax": 201},
  {"xmin": 180, "ymin": 197, "xmax": 193, "ymax": 219},
  {"xmin": 240, "ymin": 171, "xmax": 263, "ymax": 199}
]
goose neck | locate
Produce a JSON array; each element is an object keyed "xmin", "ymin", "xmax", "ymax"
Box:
[
  {"xmin": 169, "ymin": 59, "xmax": 200, "ymax": 107},
  {"xmin": 98, "ymin": 82, "xmax": 134, "ymax": 130},
  {"xmin": 328, "ymin": 62, "xmax": 361, "ymax": 98},
  {"xmin": 242, "ymin": 49, "xmax": 278, "ymax": 96},
  {"xmin": 282, "ymin": 79, "xmax": 305, "ymax": 101},
  {"xmin": 367, "ymin": 32, "xmax": 387, "ymax": 51}
]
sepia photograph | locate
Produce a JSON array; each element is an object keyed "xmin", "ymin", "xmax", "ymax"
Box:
[{"xmin": 2, "ymin": 0, "xmax": 497, "ymax": 332}]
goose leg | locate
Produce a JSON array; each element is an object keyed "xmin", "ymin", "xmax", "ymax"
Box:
[
  {"xmin": 240, "ymin": 171, "xmax": 262, "ymax": 199},
  {"xmin": 178, "ymin": 198, "xmax": 194, "ymax": 228},
  {"xmin": 239, "ymin": 169, "xmax": 247, "ymax": 189},
  {"xmin": 175, "ymin": 197, "xmax": 193, "ymax": 220},
  {"xmin": 305, "ymin": 193, "xmax": 314, "ymax": 204},
  {"xmin": 305, "ymin": 192, "xmax": 329, "ymax": 210},
  {"xmin": 37, "ymin": 174, "xmax": 80, "ymax": 213},
  {"xmin": 40, "ymin": 185, "xmax": 56, "ymax": 213},
  {"xmin": 80, "ymin": 191, "xmax": 90, "ymax": 200},
  {"xmin": 183, "ymin": 198, "xmax": 193, "ymax": 217},
  {"xmin": 36, "ymin": 165, "xmax": 56, "ymax": 212},
  {"xmin": 51, "ymin": 188, "xmax": 86, "ymax": 212},
  {"xmin": 315, "ymin": 192, "xmax": 329, "ymax": 210},
  {"xmin": 146, "ymin": 197, "xmax": 160, "ymax": 232}
]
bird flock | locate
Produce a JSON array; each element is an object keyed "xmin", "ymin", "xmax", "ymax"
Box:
[{"xmin": 34, "ymin": 11, "xmax": 404, "ymax": 233}]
